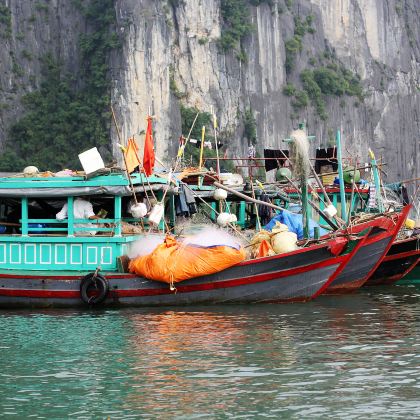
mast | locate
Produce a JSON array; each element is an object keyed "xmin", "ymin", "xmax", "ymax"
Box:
[{"xmin": 336, "ymin": 130, "xmax": 347, "ymax": 222}]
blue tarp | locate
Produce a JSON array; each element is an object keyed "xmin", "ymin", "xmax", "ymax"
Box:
[{"xmin": 264, "ymin": 210, "xmax": 328, "ymax": 240}]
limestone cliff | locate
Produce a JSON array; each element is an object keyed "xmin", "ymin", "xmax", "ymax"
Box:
[{"xmin": 0, "ymin": 0, "xmax": 418, "ymax": 186}]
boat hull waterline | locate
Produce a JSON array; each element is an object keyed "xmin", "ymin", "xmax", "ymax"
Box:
[
  {"xmin": 0, "ymin": 237, "xmax": 364, "ymax": 308},
  {"xmin": 324, "ymin": 206, "xmax": 410, "ymax": 294},
  {"xmin": 364, "ymin": 235, "xmax": 419, "ymax": 286}
]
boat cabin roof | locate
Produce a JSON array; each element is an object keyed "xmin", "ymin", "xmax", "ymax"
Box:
[{"xmin": 0, "ymin": 172, "xmax": 172, "ymax": 198}]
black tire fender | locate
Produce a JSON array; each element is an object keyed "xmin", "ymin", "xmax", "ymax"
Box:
[{"xmin": 80, "ymin": 273, "xmax": 109, "ymax": 305}]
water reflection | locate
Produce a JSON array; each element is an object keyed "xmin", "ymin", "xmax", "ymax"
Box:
[{"xmin": 0, "ymin": 286, "xmax": 419, "ymax": 418}]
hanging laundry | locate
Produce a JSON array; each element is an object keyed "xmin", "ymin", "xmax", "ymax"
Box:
[
  {"xmin": 175, "ymin": 184, "xmax": 197, "ymax": 217},
  {"xmin": 258, "ymin": 194, "xmax": 272, "ymax": 225},
  {"xmin": 263, "ymin": 149, "xmax": 289, "ymax": 172}
]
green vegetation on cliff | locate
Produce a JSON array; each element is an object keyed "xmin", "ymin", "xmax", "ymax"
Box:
[
  {"xmin": 283, "ymin": 10, "xmax": 364, "ymax": 121},
  {"xmin": 0, "ymin": 3, "xmax": 12, "ymax": 39},
  {"xmin": 218, "ymin": 0, "xmax": 272, "ymax": 58},
  {"xmin": 0, "ymin": 0, "xmax": 119, "ymax": 171}
]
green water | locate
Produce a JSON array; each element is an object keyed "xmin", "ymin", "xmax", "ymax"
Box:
[{"xmin": 1, "ymin": 286, "xmax": 419, "ymax": 419}]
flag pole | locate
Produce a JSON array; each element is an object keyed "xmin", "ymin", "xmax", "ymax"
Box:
[
  {"xmin": 198, "ymin": 125, "xmax": 206, "ymax": 187},
  {"xmin": 211, "ymin": 107, "xmax": 220, "ymax": 177},
  {"xmin": 199, "ymin": 125, "xmax": 206, "ymax": 170}
]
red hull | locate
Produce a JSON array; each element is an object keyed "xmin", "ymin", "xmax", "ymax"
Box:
[{"xmin": 324, "ymin": 206, "xmax": 411, "ymax": 294}]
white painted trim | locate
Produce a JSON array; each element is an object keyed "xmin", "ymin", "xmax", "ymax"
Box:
[
  {"xmin": 70, "ymin": 244, "xmax": 83, "ymax": 265},
  {"xmin": 10, "ymin": 244, "xmax": 21, "ymax": 264},
  {"xmin": 24, "ymin": 244, "xmax": 36, "ymax": 264},
  {"xmin": 0, "ymin": 244, "xmax": 6, "ymax": 264},
  {"xmin": 40, "ymin": 244, "xmax": 52, "ymax": 265},
  {"xmin": 55, "ymin": 244, "xmax": 67, "ymax": 265},
  {"xmin": 101, "ymin": 247, "xmax": 112, "ymax": 265},
  {"xmin": 86, "ymin": 246, "xmax": 98, "ymax": 265}
]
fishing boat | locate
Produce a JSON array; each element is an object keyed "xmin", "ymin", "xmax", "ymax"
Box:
[
  {"xmin": 322, "ymin": 208, "xmax": 410, "ymax": 293},
  {"xmin": 364, "ymin": 235, "xmax": 419, "ymax": 286},
  {"xmin": 0, "ymin": 171, "xmax": 368, "ymax": 308},
  {"xmin": 397, "ymin": 262, "xmax": 420, "ymax": 285},
  {"xmin": 278, "ymin": 184, "xmax": 412, "ymax": 293}
]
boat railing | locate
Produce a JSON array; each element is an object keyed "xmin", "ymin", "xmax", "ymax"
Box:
[{"xmin": 20, "ymin": 218, "xmax": 119, "ymax": 235}]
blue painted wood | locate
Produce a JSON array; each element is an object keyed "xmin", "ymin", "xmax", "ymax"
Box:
[
  {"xmin": 114, "ymin": 196, "xmax": 122, "ymax": 236},
  {"xmin": 68, "ymin": 196, "xmax": 74, "ymax": 236},
  {"xmin": 21, "ymin": 198, "xmax": 28, "ymax": 236},
  {"xmin": 0, "ymin": 235, "xmax": 142, "ymax": 271},
  {"xmin": 0, "ymin": 173, "xmax": 170, "ymax": 189}
]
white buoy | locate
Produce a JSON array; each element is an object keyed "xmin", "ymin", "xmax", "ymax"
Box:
[
  {"xmin": 130, "ymin": 203, "xmax": 147, "ymax": 218},
  {"xmin": 217, "ymin": 212, "xmax": 232, "ymax": 227},
  {"xmin": 213, "ymin": 188, "xmax": 228, "ymax": 200}
]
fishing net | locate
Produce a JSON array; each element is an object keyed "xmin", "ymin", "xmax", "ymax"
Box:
[{"xmin": 289, "ymin": 129, "xmax": 310, "ymax": 180}]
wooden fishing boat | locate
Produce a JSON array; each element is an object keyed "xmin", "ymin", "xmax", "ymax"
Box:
[
  {"xmin": 0, "ymin": 172, "xmax": 368, "ymax": 308},
  {"xmin": 397, "ymin": 262, "xmax": 420, "ymax": 285},
  {"xmin": 322, "ymin": 207, "xmax": 410, "ymax": 293},
  {"xmin": 242, "ymin": 181, "xmax": 411, "ymax": 293},
  {"xmin": 364, "ymin": 235, "xmax": 419, "ymax": 286}
]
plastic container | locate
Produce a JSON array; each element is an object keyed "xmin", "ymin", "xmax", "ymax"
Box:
[
  {"xmin": 324, "ymin": 204, "xmax": 338, "ymax": 219},
  {"xmin": 78, "ymin": 147, "xmax": 105, "ymax": 175},
  {"xmin": 148, "ymin": 203, "xmax": 164, "ymax": 226}
]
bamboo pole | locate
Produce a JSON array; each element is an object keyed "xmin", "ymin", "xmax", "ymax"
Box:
[
  {"xmin": 213, "ymin": 180, "xmax": 338, "ymax": 231},
  {"xmin": 278, "ymin": 148, "xmax": 345, "ymax": 227},
  {"xmin": 346, "ymin": 160, "xmax": 358, "ymax": 224},
  {"xmin": 198, "ymin": 126, "xmax": 206, "ymax": 170},
  {"xmin": 211, "ymin": 107, "xmax": 220, "ymax": 176},
  {"xmin": 249, "ymin": 168, "xmax": 261, "ymax": 231},
  {"xmin": 283, "ymin": 176, "xmax": 339, "ymax": 231},
  {"xmin": 336, "ymin": 130, "xmax": 347, "ymax": 221}
]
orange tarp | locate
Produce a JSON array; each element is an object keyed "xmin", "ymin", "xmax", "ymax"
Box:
[
  {"xmin": 128, "ymin": 236, "xmax": 246, "ymax": 284},
  {"xmin": 257, "ymin": 239, "xmax": 274, "ymax": 258}
]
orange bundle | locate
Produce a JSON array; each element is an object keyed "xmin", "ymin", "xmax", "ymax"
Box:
[{"xmin": 129, "ymin": 236, "xmax": 246, "ymax": 284}]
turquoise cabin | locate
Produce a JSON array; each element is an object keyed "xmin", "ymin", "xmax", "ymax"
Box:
[{"xmin": 0, "ymin": 172, "xmax": 173, "ymax": 272}]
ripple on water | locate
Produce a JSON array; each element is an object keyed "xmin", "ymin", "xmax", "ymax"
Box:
[{"xmin": 0, "ymin": 287, "xmax": 419, "ymax": 418}]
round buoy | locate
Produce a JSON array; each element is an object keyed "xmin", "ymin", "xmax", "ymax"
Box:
[
  {"xmin": 80, "ymin": 273, "xmax": 109, "ymax": 305},
  {"xmin": 23, "ymin": 166, "xmax": 39, "ymax": 177},
  {"xmin": 275, "ymin": 167, "xmax": 292, "ymax": 183},
  {"xmin": 343, "ymin": 166, "xmax": 361, "ymax": 184}
]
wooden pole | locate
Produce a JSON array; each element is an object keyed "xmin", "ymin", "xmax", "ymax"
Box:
[
  {"xmin": 307, "ymin": 159, "xmax": 346, "ymax": 226},
  {"xmin": 336, "ymin": 130, "xmax": 347, "ymax": 221},
  {"xmin": 213, "ymin": 181, "xmax": 286, "ymax": 212},
  {"xmin": 346, "ymin": 160, "xmax": 358, "ymax": 224},
  {"xmin": 198, "ymin": 125, "xmax": 206, "ymax": 170},
  {"xmin": 212, "ymin": 108, "xmax": 220, "ymax": 176},
  {"xmin": 283, "ymin": 175, "xmax": 339, "ymax": 231},
  {"xmin": 249, "ymin": 168, "xmax": 261, "ymax": 231},
  {"xmin": 369, "ymin": 148, "xmax": 384, "ymax": 212},
  {"xmin": 213, "ymin": 180, "xmax": 338, "ymax": 231},
  {"xmin": 279, "ymin": 147, "xmax": 345, "ymax": 227}
]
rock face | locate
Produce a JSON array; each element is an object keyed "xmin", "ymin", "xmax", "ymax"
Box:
[{"xmin": 0, "ymin": 0, "xmax": 418, "ymax": 186}]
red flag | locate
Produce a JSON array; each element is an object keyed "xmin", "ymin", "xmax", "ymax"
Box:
[{"xmin": 143, "ymin": 116, "xmax": 155, "ymax": 176}]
